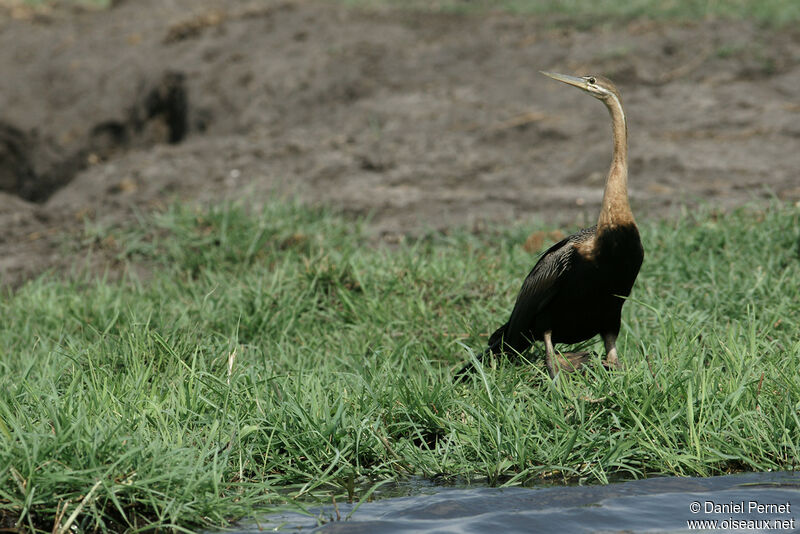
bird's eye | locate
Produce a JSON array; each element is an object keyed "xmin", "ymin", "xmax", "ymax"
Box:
[{"xmin": 587, "ymin": 77, "xmax": 596, "ymax": 84}]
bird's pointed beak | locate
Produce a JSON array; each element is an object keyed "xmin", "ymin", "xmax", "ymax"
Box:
[{"xmin": 540, "ymin": 71, "xmax": 587, "ymax": 90}]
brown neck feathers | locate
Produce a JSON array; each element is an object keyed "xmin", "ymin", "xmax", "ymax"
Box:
[{"xmin": 597, "ymin": 92, "xmax": 634, "ymax": 231}]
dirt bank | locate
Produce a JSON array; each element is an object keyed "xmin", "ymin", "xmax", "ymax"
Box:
[{"xmin": 1, "ymin": 0, "xmax": 799, "ymax": 286}]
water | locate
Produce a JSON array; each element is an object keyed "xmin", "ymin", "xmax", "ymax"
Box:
[{"xmin": 241, "ymin": 472, "xmax": 800, "ymax": 533}]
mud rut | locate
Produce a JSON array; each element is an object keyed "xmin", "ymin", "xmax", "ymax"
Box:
[{"xmin": 1, "ymin": 0, "xmax": 799, "ymax": 286}]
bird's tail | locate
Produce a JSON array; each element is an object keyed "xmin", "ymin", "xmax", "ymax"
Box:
[{"xmin": 453, "ymin": 323, "xmax": 508, "ymax": 382}]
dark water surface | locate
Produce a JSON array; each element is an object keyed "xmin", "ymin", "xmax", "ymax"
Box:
[{"xmin": 239, "ymin": 472, "xmax": 800, "ymax": 533}]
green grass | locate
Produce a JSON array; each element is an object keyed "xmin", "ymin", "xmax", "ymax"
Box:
[
  {"xmin": 1, "ymin": 199, "xmax": 799, "ymax": 532},
  {"xmin": 12, "ymin": 0, "xmax": 800, "ymax": 26},
  {"xmin": 335, "ymin": 0, "xmax": 800, "ymax": 26},
  {"xmin": 11, "ymin": 0, "xmax": 109, "ymax": 8}
]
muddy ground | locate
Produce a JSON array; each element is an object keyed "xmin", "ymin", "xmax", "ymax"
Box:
[{"xmin": 1, "ymin": 0, "xmax": 799, "ymax": 287}]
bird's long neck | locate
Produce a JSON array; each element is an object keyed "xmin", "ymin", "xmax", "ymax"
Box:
[{"xmin": 597, "ymin": 93, "xmax": 634, "ymax": 231}]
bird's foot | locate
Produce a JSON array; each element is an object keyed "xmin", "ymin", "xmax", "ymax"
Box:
[
  {"xmin": 601, "ymin": 355, "xmax": 623, "ymax": 371},
  {"xmin": 553, "ymin": 351, "xmax": 592, "ymax": 374}
]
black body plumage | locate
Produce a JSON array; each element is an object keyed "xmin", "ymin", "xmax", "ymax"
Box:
[
  {"xmin": 458, "ymin": 225, "xmax": 644, "ymax": 376},
  {"xmin": 457, "ymin": 224, "xmax": 643, "ymax": 378},
  {"xmin": 495, "ymin": 224, "xmax": 641, "ymax": 351}
]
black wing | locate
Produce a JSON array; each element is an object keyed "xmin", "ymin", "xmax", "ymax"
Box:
[
  {"xmin": 454, "ymin": 226, "xmax": 596, "ymax": 380},
  {"xmin": 502, "ymin": 226, "xmax": 596, "ymax": 349}
]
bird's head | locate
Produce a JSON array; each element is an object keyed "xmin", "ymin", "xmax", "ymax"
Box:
[{"xmin": 540, "ymin": 71, "xmax": 621, "ymax": 103}]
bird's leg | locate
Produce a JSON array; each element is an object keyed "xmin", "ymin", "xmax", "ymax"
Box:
[
  {"xmin": 602, "ymin": 332, "xmax": 622, "ymax": 370},
  {"xmin": 544, "ymin": 330, "xmax": 558, "ymax": 378}
]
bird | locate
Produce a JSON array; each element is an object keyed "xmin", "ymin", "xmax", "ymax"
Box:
[{"xmin": 457, "ymin": 72, "xmax": 644, "ymax": 380}]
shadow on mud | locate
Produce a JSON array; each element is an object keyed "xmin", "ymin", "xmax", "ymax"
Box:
[{"xmin": 0, "ymin": 70, "xmax": 188, "ymax": 202}]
